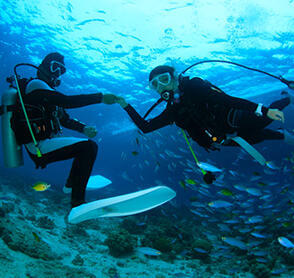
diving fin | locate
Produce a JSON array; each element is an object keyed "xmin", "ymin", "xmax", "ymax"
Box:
[{"xmin": 284, "ymin": 130, "xmax": 294, "ymax": 145}]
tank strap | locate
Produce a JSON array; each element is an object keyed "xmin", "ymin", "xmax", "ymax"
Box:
[{"xmin": 0, "ymin": 104, "xmax": 18, "ymax": 115}]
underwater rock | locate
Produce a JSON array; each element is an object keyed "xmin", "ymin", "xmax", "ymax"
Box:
[
  {"xmin": 1, "ymin": 201, "xmax": 15, "ymax": 213},
  {"xmin": 35, "ymin": 216, "xmax": 55, "ymax": 229},
  {"xmin": 25, "ymin": 261, "xmax": 96, "ymax": 278},
  {"xmin": 105, "ymin": 266, "xmax": 120, "ymax": 278},
  {"xmin": 72, "ymin": 254, "xmax": 84, "ymax": 266},
  {"xmin": 84, "ymin": 220, "xmax": 100, "ymax": 230},
  {"xmin": 65, "ymin": 224, "xmax": 89, "ymax": 238},
  {"xmin": 26, "ymin": 214, "xmax": 36, "ymax": 221},
  {"xmin": 0, "ymin": 219, "xmax": 59, "ymax": 260},
  {"xmin": 104, "ymin": 228, "xmax": 136, "ymax": 257},
  {"xmin": 0, "ymin": 207, "xmax": 5, "ymax": 217}
]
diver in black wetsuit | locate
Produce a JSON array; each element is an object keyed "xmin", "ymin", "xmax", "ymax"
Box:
[
  {"xmin": 11, "ymin": 52, "xmax": 120, "ymax": 209},
  {"xmin": 117, "ymin": 65, "xmax": 294, "ymax": 180}
]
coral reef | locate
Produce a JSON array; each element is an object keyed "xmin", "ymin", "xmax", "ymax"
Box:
[
  {"xmin": 104, "ymin": 228, "xmax": 137, "ymax": 257},
  {"xmin": 65, "ymin": 223, "xmax": 89, "ymax": 238}
]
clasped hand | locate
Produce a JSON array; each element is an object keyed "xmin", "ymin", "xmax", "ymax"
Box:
[
  {"xmin": 102, "ymin": 94, "xmax": 128, "ymax": 108},
  {"xmin": 102, "ymin": 94, "xmax": 121, "ymax": 104}
]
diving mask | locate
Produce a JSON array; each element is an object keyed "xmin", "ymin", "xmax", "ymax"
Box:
[
  {"xmin": 50, "ymin": 60, "xmax": 66, "ymax": 77},
  {"xmin": 149, "ymin": 72, "xmax": 172, "ymax": 91}
]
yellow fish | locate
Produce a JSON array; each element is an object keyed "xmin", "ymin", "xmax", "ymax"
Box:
[
  {"xmin": 32, "ymin": 182, "xmax": 51, "ymax": 192},
  {"xmin": 179, "ymin": 180, "xmax": 186, "ymax": 189},
  {"xmin": 185, "ymin": 179, "xmax": 197, "ymax": 185},
  {"xmin": 219, "ymin": 188, "xmax": 234, "ymax": 196},
  {"xmin": 32, "ymin": 231, "xmax": 41, "ymax": 242},
  {"xmin": 282, "ymin": 222, "xmax": 292, "ymax": 228}
]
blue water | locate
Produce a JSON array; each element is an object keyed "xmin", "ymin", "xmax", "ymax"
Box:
[{"xmin": 1, "ymin": 1, "xmax": 294, "ymax": 277}]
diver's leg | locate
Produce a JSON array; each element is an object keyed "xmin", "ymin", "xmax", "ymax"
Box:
[
  {"xmin": 281, "ymin": 91, "xmax": 294, "ymax": 104},
  {"xmin": 239, "ymin": 129, "xmax": 283, "ymax": 145},
  {"xmin": 27, "ymin": 140, "xmax": 98, "ymax": 207},
  {"xmin": 66, "ymin": 140, "xmax": 98, "ymax": 207},
  {"xmin": 269, "ymin": 97, "xmax": 290, "ymax": 110}
]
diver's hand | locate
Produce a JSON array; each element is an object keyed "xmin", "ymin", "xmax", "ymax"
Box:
[
  {"xmin": 83, "ymin": 126, "xmax": 97, "ymax": 138},
  {"xmin": 102, "ymin": 94, "xmax": 120, "ymax": 105},
  {"xmin": 267, "ymin": 109, "xmax": 285, "ymax": 123},
  {"xmin": 117, "ymin": 97, "xmax": 128, "ymax": 108}
]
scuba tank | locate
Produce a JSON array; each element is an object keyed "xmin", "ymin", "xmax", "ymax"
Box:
[
  {"xmin": 1, "ymin": 63, "xmax": 45, "ymax": 167},
  {"xmin": 1, "ymin": 87, "xmax": 24, "ymax": 167}
]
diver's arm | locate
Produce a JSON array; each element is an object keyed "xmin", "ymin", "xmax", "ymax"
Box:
[
  {"xmin": 58, "ymin": 108, "xmax": 86, "ymax": 132},
  {"xmin": 123, "ymin": 104, "xmax": 173, "ymax": 133},
  {"xmin": 189, "ymin": 78, "xmax": 269, "ymax": 116},
  {"xmin": 24, "ymin": 90, "xmax": 103, "ymax": 108},
  {"xmin": 211, "ymin": 92, "xmax": 269, "ymax": 116}
]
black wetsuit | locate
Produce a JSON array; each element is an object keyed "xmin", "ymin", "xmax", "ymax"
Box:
[
  {"xmin": 124, "ymin": 76, "xmax": 289, "ymax": 150},
  {"xmin": 17, "ymin": 86, "xmax": 103, "ymax": 208}
]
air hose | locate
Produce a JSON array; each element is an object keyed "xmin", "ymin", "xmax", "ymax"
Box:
[{"xmin": 14, "ymin": 63, "xmax": 43, "ymax": 157}]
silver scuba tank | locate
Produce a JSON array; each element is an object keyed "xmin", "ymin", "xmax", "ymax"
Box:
[{"xmin": 1, "ymin": 88, "xmax": 24, "ymax": 167}]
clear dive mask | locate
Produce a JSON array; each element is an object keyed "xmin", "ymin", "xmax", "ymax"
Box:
[
  {"xmin": 49, "ymin": 60, "xmax": 66, "ymax": 87},
  {"xmin": 50, "ymin": 60, "xmax": 66, "ymax": 77},
  {"xmin": 149, "ymin": 72, "xmax": 172, "ymax": 91}
]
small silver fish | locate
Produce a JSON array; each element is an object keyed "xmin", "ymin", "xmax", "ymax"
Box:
[
  {"xmin": 208, "ymin": 200, "xmax": 233, "ymax": 208},
  {"xmin": 278, "ymin": 236, "xmax": 294, "ymax": 248},
  {"xmin": 136, "ymin": 247, "xmax": 161, "ymax": 256},
  {"xmin": 197, "ymin": 162, "xmax": 222, "ymax": 172},
  {"xmin": 222, "ymin": 237, "xmax": 247, "ymax": 250}
]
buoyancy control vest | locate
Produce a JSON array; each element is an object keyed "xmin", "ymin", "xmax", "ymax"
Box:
[
  {"xmin": 10, "ymin": 78, "xmax": 62, "ymax": 145},
  {"xmin": 176, "ymin": 77, "xmax": 230, "ymax": 146}
]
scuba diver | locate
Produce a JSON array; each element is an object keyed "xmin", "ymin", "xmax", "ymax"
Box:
[
  {"xmin": 117, "ymin": 64, "xmax": 294, "ymax": 183},
  {"xmin": 1, "ymin": 52, "xmax": 121, "ymax": 210}
]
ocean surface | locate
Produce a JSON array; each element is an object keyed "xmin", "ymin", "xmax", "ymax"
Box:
[{"xmin": 1, "ymin": 1, "xmax": 294, "ymax": 277}]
